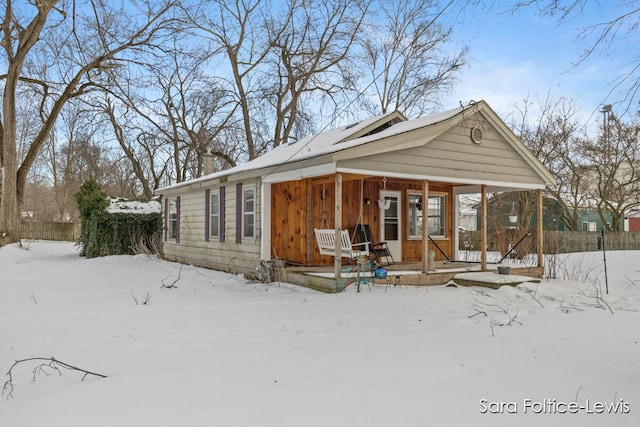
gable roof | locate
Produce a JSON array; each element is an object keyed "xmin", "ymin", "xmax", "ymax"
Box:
[
  {"xmin": 331, "ymin": 101, "xmax": 555, "ymax": 186},
  {"xmin": 238, "ymin": 110, "xmax": 407, "ymax": 171},
  {"xmin": 158, "ymin": 100, "xmax": 555, "ymax": 192},
  {"xmin": 159, "ymin": 110, "xmax": 407, "ymax": 191}
]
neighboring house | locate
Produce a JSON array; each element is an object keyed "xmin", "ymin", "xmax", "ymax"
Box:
[
  {"xmin": 474, "ymin": 192, "xmax": 624, "ymax": 231},
  {"xmin": 475, "ymin": 194, "xmax": 623, "ymax": 232},
  {"xmin": 156, "ymin": 101, "xmax": 555, "ymax": 287},
  {"xmin": 458, "ymin": 194, "xmax": 478, "ymax": 231},
  {"xmin": 568, "ymin": 208, "xmax": 622, "ymax": 232},
  {"xmin": 625, "ymin": 208, "xmax": 640, "ymax": 231},
  {"xmin": 628, "ymin": 216, "xmax": 640, "ymax": 231}
]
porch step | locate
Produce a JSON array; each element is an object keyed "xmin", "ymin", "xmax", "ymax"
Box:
[{"xmin": 452, "ymin": 272, "xmax": 541, "ymax": 289}]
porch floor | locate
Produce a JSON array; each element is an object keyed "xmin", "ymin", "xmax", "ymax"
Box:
[{"xmin": 282, "ymin": 260, "xmax": 543, "ymax": 293}]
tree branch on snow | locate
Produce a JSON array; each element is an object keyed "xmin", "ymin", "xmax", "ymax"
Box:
[
  {"xmin": 489, "ymin": 311, "xmax": 522, "ymax": 337},
  {"xmin": 132, "ymin": 291, "xmax": 152, "ymax": 305},
  {"xmin": 558, "ymin": 297, "xmax": 584, "ymax": 313},
  {"xmin": 472, "ymin": 288, "xmax": 492, "ymax": 298},
  {"xmin": 521, "ymin": 284, "xmax": 544, "ymax": 308},
  {"xmin": 471, "ymin": 299, "xmax": 522, "ymax": 336},
  {"xmin": 584, "ymin": 283, "xmax": 614, "ymax": 314},
  {"xmin": 3, "ymin": 357, "xmax": 107, "ymax": 399},
  {"xmin": 468, "ymin": 304, "xmax": 488, "ymax": 318},
  {"xmin": 161, "ymin": 264, "xmax": 183, "ymax": 289}
]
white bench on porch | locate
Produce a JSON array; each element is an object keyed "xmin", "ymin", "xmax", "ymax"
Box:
[{"xmin": 314, "ymin": 228, "xmax": 370, "ymax": 259}]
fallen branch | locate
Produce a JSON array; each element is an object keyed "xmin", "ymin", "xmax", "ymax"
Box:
[
  {"xmin": 132, "ymin": 291, "xmax": 152, "ymax": 305},
  {"xmin": 3, "ymin": 357, "xmax": 107, "ymax": 398},
  {"xmin": 558, "ymin": 298, "xmax": 584, "ymax": 313},
  {"xmin": 521, "ymin": 284, "xmax": 544, "ymax": 308},
  {"xmin": 161, "ymin": 264, "xmax": 183, "ymax": 289},
  {"xmin": 468, "ymin": 304, "xmax": 488, "ymax": 318}
]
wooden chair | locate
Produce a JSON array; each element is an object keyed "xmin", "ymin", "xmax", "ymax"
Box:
[{"xmin": 354, "ymin": 224, "xmax": 394, "ymax": 265}]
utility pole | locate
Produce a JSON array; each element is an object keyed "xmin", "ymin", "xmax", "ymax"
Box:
[{"xmin": 600, "ymin": 104, "xmax": 615, "ymax": 154}]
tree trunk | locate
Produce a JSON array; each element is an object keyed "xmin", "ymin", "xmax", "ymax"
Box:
[
  {"xmin": 1, "ymin": 66, "xmax": 23, "ymax": 242},
  {"xmin": 1, "ymin": 0, "xmax": 58, "ymax": 243}
]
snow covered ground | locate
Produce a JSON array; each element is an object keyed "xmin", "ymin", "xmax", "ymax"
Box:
[{"xmin": 0, "ymin": 241, "xmax": 639, "ymax": 426}]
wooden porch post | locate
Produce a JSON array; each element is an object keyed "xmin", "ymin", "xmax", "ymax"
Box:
[
  {"xmin": 537, "ymin": 189, "xmax": 544, "ymax": 268},
  {"xmin": 422, "ymin": 180, "xmax": 429, "ymax": 273},
  {"xmin": 480, "ymin": 184, "xmax": 487, "ymax": 271},
  {"xmin": 305, "ymin": 180, "xmax": 313, "ymax": 266},
  {"xmin": 334, "ymin": 172, "xmax": 343, "ymax": 279}
]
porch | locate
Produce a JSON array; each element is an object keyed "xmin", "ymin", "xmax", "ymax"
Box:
[
  {"xmin": 258, "ymin": 102, "xmax": 553, "ymax": 291},
  {"xmin": 280, "ymin": 258, "xmax": 543, "ymax": 293},
  {"xmin": 265, "ymin": 172, "xmax": 546, "ymax": 291}
]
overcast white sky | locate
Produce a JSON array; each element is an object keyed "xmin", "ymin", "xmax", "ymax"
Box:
[{"xmin": 442, "ymin": 1, "xmax": 639, "ymax": 134}]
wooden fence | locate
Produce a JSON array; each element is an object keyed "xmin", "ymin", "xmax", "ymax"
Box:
[
  {"xmin": 544, "ymin": 231, "xmax": 640, "ymax": 253},
  {"xmin": 21, "ymin": 221, "xmax": 77, "ymax": 242},
  {"xmin": 461, "ymin": 230, "xmax": 640, "ymax": 255}
]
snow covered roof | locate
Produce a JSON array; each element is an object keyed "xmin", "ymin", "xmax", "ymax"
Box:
[
  {"xmin": 158, "ymin": 104, "xmax": 478, "ymax": 192},
  {"xmin": 106, "ymin": 197, "xmax": 161, "ymax": 214},
  {"xmin": 157, "ymin": 100, "xmax": 555, "ymax": 192}
]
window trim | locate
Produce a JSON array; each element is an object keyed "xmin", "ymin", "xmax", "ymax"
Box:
[
  {"xmin": 407, "ymin": 191, "xmax": 447, "ymax": 240},
  {"xmin": 210, "ymin": 189, "xmax": 220, "ymax": 239},
  {"xmin": 168, "ymin": 197, "xmax": 179, "ymax": 241},
  {"xmin": 242, "ymin": 184, "xmax": 256, "ymax": 241}
]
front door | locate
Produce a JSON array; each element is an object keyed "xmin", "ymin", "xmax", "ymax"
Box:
[{"xmin": 380, "ymin": 190, "xmax": 401, "ymax": 261}]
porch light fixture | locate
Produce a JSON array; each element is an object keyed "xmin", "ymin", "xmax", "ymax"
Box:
[
  {"xmin": 378, "ymin": 199, "xmax": 391, "ymax": 209},
  {"xmin": 509, "ymin": 202, "xmax": 518, "ymax": 223},
  {"xmin": 378, "ymin": 177, "xmax": 391, "ymax": 209}
]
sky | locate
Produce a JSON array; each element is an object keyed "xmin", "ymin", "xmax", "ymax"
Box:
[{"xmin": 443, "ymin": 1, "xmax": 639, "ymax": 134}]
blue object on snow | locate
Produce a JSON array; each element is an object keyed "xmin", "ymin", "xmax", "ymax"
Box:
[{"xmin": 374, "ymin": 267, "xmax": 387, "ymax": 279}]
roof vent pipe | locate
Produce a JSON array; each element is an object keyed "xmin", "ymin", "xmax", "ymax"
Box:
[{"xmin": 203, "ymin": 151, "xmax": 215, "ymax": 175}]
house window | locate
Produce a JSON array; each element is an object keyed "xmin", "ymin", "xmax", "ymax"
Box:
[
  {"xmin": 210, "ymin": 191, "xmax": 220, "ymax": 238},
  {"xmin": 242, "ymin": 186, "xmax": 255, "ymax": 240},
  {"xmin": 408, "ymin": 194, "xmax": 423, "ymax": 239},
  {"xmin": 582, "ymin": 221, "xmax": 596, "ymax": 232},
  {"xmin": 428, "ymin": 195, "xmax": 446, "ymax": 237},
  {"xmin": 168, "ymin": 198, "xmax": 178, "ymax": 240},
  {"xmin": 408, "ymin": 192, "xmax": 446, "ymax": 239}
]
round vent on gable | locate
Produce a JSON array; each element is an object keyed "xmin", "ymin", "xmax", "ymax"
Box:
[{"xmin": 471, "ymin": 126, "xmax": 483, "ymax": 144}]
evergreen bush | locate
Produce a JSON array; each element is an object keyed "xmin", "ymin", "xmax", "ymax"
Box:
[
  {"xmin": 74, "ymin": 180, "xmax": 162, "ymax": 258},
  {"xmin": 74, "ymin": 180, "xmax": 109, "ymax": 256},
  {"xmin": 83, "ymin": 212, "xmax": 162, "ymax": 258}
]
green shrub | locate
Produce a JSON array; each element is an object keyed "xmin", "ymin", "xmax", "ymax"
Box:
[
  {"xmin": 74, "ymin": 180, "xmax": 109, "ymax": 256},
  {"xmin": 83, "ymin": 212, "xmax": 162, "ymax": 258},
  {"xmin": 75, "ymin": 180, "xmax": 162, "ymax": 258}
]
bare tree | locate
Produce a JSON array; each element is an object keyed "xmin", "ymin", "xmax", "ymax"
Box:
[
  {"xmin": 264, "ymin": 0, "xmax": 369, "ymax": 146},
  {"xmin": 511, "ymin": 95, "xmax": 588, "ymax": 231},
  {"xmin": 360, "ymin": 0, "xmax": 467, "ymax": 117},
  {"xmin": 101, "ymin": 43, "xmax": 238, "ymax": 186},
  {"xmin": 185, "ymin": 0, "xmax": 370, "ymax": 156},
  {"xmin": 0, "ymin": 0, "xmax": 178, "ymax": 243},
  {"xmin": 102, "ymin": 100, "xmax": 156, "ymax": 199},
  {"xmin": 510, "ymin": 0, "xmax": 640, "ymax": 110},
  {"xmin": 581, "ymin": 117, "xmax": 640, "ymax": 231},
  {"xmin": 184, "ymin": 0, "xmax": 272, "ymax": 160},
  {"xmin": 42, "ymin": 104, "xmax": 103, "ymax": 222}
]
